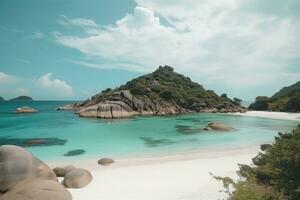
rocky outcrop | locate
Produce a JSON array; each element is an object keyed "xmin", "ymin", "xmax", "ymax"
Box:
[
  {"xmin": 76, "ymin": 89, "xmax": 244, "ymax": 118},
  {"xmin": 0, "ymin": 145, "xmax": 57, "ymax": 192},
  {"xmin": 75, "ymin": 66, "xmax": 246, "ymax": 119},
  {"xmin": 97, "ymin": 158, "xmax": 115, "ymax": 166},
  {"xmin": 15, "ymin": 107, "xmax": 38, "ymax": 113},
  {"xmin": 63, "ymin": 169, "xmax": 93, "ymax": 188},
  {"xmin": 206, "ymin": 123, "xmax": 234, "ymax": 131},
  {"xmin": 0, "ymin": 179, "xmax": 72, "ymax": 200},
  {"xmin": 53, "ymin": 165, "xmax": 76, "ymax": 177}
]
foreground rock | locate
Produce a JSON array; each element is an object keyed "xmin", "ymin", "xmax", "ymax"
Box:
[
  {"xmin": 206, "ymin": 123, "xmax": 234, "ymax": 131},
  {"xmin": 75, "ymin": 66, "xmax": 246, "ymax": 119},
  {"xmin": 15, "ymin": 107, "xmax": 38, "ymax": 113},
  {"xmin": 0, "ymin": 179, "xmax": 72, "ymax": 200},
  {"xmin": 63, "ymin": 169, "xmax": 92, "ymax": 188},
  {"xmin": 53, "ymin": 165, "xmax": 76, "ymax": 177},
  {"xmin": 97, "ymin": 158, "xmax": 115, "ymax": 166},
  {"xmin": 0, "ymin": 145, "xmax": 57, "ymax": 192}
]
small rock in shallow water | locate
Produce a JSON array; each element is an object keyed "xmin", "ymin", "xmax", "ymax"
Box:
[
  {"xmin": 0, "ymin": 137, "xmax": 67, "ymax": 147},
  {"xmin": 63, "ymin": 168, "xmax": 92, "ymax": 188},
  {"xmin": 64, "ymin": 149, "xmax": 86, "ymax": 156},
  {"xmin": 207, "ymin": 122, "xmax": 234, "ymax": 131},
  {"xmin": 53, "ymin": 165, "xmax": 76, "ymax": 177},
  {"xmin": 97, "ymin": 158, "xmax": 115, "ymax": 166},
  {"xmin": 15, "ymin": 107, "xmax": 38, "ymax": 113}
]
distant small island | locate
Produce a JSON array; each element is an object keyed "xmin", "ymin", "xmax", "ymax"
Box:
[
  {"xmin": 9, "ymin": 96, "xmax": 33, "ymax": 102},
  {"xmin": 249, "ymin": 81, "xmax": 300, "ymax": 112},
  {"xmin": 74, "ymin": 65, "xmax": 246, "ymax": 118},
  {"xmin": 0, "ymin": 97, "xmax": 4, "ymax": 101}
]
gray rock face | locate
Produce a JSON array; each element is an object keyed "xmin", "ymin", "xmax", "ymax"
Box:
[
  {"xmin": 15, "ymin": 107, "xmax": 38, "ymax": 113},
  {"xmin": 75, "ymin": 90, "xmax": 188, "ymax": 118},
  {"xmin": 63, "ymin": 168, "xmax": 92, "ymax": 188},
  {"xmin": 53, "ymin": 165, "xmax": 76, "ymax": 177},
  {"xmin": 0, "ymin": 145, "xmax": 57, "ymax": 192},
  {"xmin": 97, "ymin": 158, "xmax": 115, "ymax": 166},
  {"xmin": 0, "ymin": 179, "xmax": 72, "ymax": 200},
  {"xmin": 207, "ymin": 123, "xmax": 234, "ymax": 131}
]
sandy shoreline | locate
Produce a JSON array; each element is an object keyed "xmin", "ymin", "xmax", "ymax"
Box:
[
  {"xmin": 229, "ymin": 111, "xmax": 300, "ymax": 121},
  {"xmin": 48, "ymin": 111, "xmax": 299, "ymax": 200},
  {"xmin": 49, "ymin": 146, "xmax": 260, "ymax": 200}
]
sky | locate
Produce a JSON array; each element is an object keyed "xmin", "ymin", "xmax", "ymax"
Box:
[{"xmin": 0, "ymin": 0, "xmax": 299, "ymax": 101}]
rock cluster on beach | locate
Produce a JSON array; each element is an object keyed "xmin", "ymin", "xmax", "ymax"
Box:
[
  {"xmin": 75, "ymin": 66, "xmax": 246, "ymax": 119},
  {"xmin": 0, "ymin": 145, "xmax": 93, "ymax": 200}
]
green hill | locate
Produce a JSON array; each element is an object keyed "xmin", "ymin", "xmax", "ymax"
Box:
[
  {"xmin": 76, "ymin": 66, "xmax": 245, "ymax": 118},
  {"xmin": 9, "ymin": 96, "xmax": 33, "ymax": 101},
  {"xmin": 249, "ymin": 81, "xmax": 300, "ymax": 112}
]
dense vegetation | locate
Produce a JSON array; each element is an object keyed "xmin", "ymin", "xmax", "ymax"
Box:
[
  {"xmin": 249, "ymin": 81, "xmax": 300, "ymax": 112},
  {"xmin": 117, "ymin": 65, "xmax": 240, "ymax": 110},
  {"xmin": 216, "ymin": 125, "xmax": 300, "ymax": 200}
]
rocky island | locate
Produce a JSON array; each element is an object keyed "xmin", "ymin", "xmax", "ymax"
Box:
[
  {"xmin": 75, "ymin": 66, "xmax": 246, "ymax": 118},
  {"xmin": 9, "ymin": 96, "xmax": 33, "ymax": 101},
  {"xmin": 249, "ymin": 81, "xmax": 300, "ymax": 112},
  {"xmin": 0, "ymin": 96, "xmax": 4, "ymax": 102}
]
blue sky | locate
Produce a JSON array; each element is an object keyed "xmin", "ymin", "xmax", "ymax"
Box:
[{"xmin": 0, "ymin": 0, "xmax": 299, "ymax": 101}]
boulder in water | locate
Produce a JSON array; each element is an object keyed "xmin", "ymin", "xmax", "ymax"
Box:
[
  {"xmin": 15, "ymin": 107, "xmax": 38, "ymax": 113},
  {"xmin": 64, "ymin": 149, "xmax": 86, "ymax": 156},
  {"xmin": 207, "ymin": 122, "xmax": 234, "ymax": 131}
]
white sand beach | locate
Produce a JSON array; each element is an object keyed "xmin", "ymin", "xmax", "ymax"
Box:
[
  {"xmin": 230, "ymin": 111, "xmax": 300, "ymax": 121},
  {"xmin": 49, "ymin": 146, "xmax": 259, "ymax": 200}
]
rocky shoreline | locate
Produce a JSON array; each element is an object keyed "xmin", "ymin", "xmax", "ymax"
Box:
[
  {"xmin": 69, "ymin": 66, "xmax": 246, "ymax": 119},
  {"xmin": 71, "ymin": 89, "xmax": 245, "ymax": 119}
]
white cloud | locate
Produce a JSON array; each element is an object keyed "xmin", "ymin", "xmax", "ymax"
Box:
[
  {"xmin": 54, "ymin": 1, "xmax": 300, "ymax": 99},
  {"xmin": 31, "ymin": 31, "xmax": 43, "ymax": 39},
  {"xmin": 58, "ymin": 15, "xmax": 98, "ymax": 27},
  {"xmin": 38, "ymin": 73, "xmax": 73, "ymax": 97},
  {"xmin": 0, "ymin": 72, "xmax": 17, "ymax": 84}
]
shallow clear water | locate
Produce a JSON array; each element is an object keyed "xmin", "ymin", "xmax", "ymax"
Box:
[{"xmin": 0, "ymin": 101, "xmax": 298, "ymax": 161}]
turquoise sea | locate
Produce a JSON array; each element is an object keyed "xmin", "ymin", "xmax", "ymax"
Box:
[{"xmin": 0, "ymin": 101, "xmax": 298, "ymax": 161}]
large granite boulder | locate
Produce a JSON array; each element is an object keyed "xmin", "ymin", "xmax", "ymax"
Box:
[
  {"xmin": 0, "ymin": 145, "xmax": 57, "ymax": 192},
  {"xmin": 97, "ymin": 158, "xmax": 115, "ymax": 166},
  {"xmin": 0, "ymin": 179, "xmax": 72, "ymax": 200},
  {"xmin": 15, "ymin": 107, "xmax": 38, "ymax": 113},
  {"xmin": 53, "ymin": 165, "xmax": 76, "ymax": 177},
  {"xmin": 207, "ymin": 123, "xmax": 234, "ymax": 131},
  {"xmin": 63, "ymin": 168, "xmax": 92, "ymax": 188}
]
